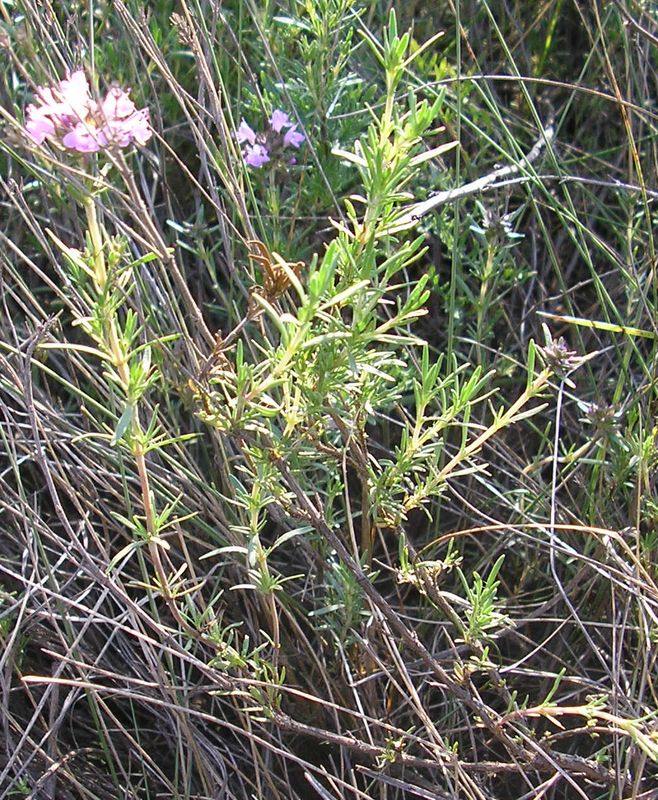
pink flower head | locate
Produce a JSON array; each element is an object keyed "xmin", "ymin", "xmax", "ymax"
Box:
[
  {"xmin": 24, "ymin": 70, "xmax": 152, "ymax": 153},
  {"xmin": 25, "ymin": 70, "xmax": 94, "ymax": 145},
  {"xmin": 38, "ymin": 71, "xmax": 94, "ymax": 122}
]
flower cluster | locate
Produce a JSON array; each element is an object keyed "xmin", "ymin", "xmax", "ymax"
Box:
[
  {"xmin": 25, "ymin": 70, "xmax": 152, "ymax": 153},
  {"xmin": 237, "ymin": 109, "xmax": 305, "ymax": 169}
]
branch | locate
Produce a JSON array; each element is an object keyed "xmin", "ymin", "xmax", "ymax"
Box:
[{"xmin": 384, "ymin": 116, "xmax": 556, "ymax": 235}]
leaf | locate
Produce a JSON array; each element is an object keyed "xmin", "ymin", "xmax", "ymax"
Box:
[{"xmin": 111, "ymin": 403, "xmax": 135, "ymax": 445}]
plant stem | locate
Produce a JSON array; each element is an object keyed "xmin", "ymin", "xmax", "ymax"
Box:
[{"xmin": 83, "ymin": 194, "xmax": 164, "ymax": 595}]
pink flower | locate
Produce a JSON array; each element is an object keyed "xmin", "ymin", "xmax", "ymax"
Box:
[
  {"xmin": 24, "ymin": 70, "xmax": 152, "ymax": 153},
  {"xmin": 101, "ymin": 87, "xmax": 136, "ymax": 120},
  {"xmin": 24, "ymin": 106, "xmax": 56, "ymax": 144},
  {"xmin": 98, "ymin": 89, "xmax": 152, "ymax": 148},
  {"xmin": 62, "ymin": 124, "xmax": 103, "ymax": 153}
]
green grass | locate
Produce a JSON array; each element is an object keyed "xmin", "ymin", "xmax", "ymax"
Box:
[{"xmin": 1, "ymin": 1, "xmax": 657, "ymax": 798}]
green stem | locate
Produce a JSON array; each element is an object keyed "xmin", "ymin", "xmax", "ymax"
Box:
[
  {"xmin": 405, "ymin": 369, "xmax": 552, "ymax": 511},
  {"xmin": 83, "ymin": 194, "xmax": 162, "ymax": 590}
]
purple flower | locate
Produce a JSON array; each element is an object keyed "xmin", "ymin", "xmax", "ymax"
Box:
[
  {"xmin": 283, "ymin": 126, "xmax": 305, "ymax": 148},
  {"xmin": 237, "ymin": 108, "xmax": 305, "ymax": 170},
  {"xmin": 24, "ymin": 70, "xmax": 152, "ymax": 153},
  {"xmin": 244, "ymin": 144, "xmax": 270, "ymax": 168},
  {"xmin": 269, "ymin": 109, "xmax": 291, "ymax": 132},
  {"xmin": 271, "ymin": 109, "xmax": 305, "ymax": 147},
  {"xmin": 237, "ymin": 119, "xmax": 257, "ymax": 145}
]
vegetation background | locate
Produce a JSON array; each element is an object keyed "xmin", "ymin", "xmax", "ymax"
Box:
[{"xmin": 1, "ymin": 1, "xmax": 657, "ymax": 799}]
